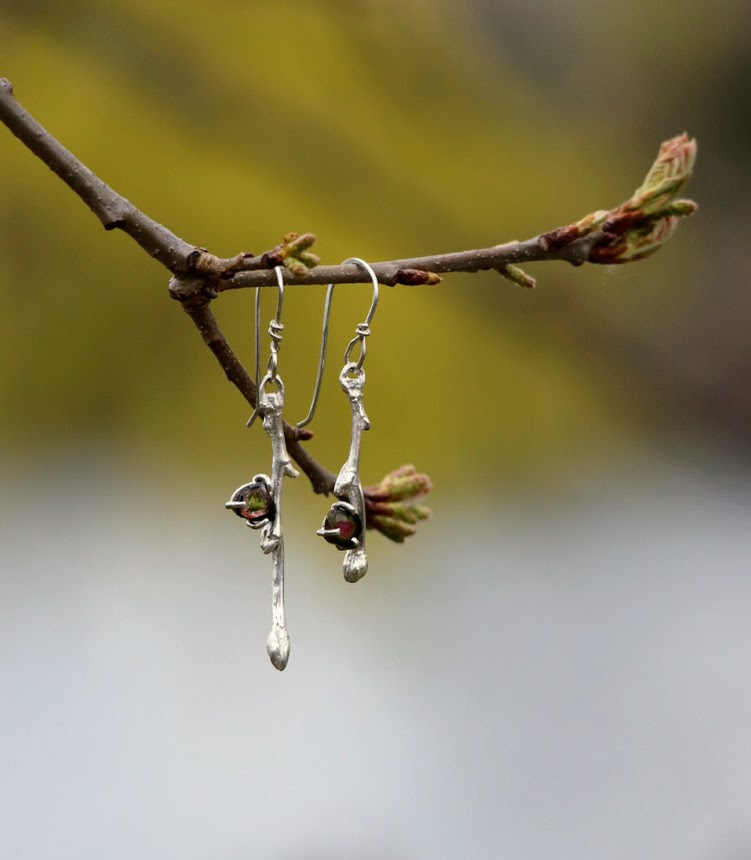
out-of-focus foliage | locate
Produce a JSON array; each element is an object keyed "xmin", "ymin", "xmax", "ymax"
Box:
[{"xmin": 0, "ymin": 0, "xmax": 747, "ymax": 491}]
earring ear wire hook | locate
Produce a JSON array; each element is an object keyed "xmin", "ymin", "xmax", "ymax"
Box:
[
  {"xmin": 247, "ymin": 266, "xmax": 286, "ymax": 428},
  {"xmin": 246, "ymin": 285, "xmax": 261, "ymax": 428},
  {"xmin": 296, "ymin": 257, "xmax": 379, "ymax": 429}
]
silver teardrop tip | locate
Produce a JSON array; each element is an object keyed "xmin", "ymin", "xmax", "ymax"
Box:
[{"xmin": 267, "ymin": 626, "xmax": 290, "ymax": 671}]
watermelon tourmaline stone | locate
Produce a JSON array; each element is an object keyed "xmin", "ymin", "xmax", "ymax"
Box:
[
  {"xmin": 319, "ymin": 501, "xmax": 363, "ymax": 550},
  {"xmin": 226, "ymin": 478, "xmax": 275, "ymax": 527}
]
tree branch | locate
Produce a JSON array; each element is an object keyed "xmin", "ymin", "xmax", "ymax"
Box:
[
  {"xmin": 0, "ymin": 76, "xmax": 698, "ymax": 521},
  {"xmin": 207, "ymin": 232, "xmax": 605, "ymax": 292},
  {"xmin": 0, "ymin": 77, "xmax": 194, "ymax": 274}
]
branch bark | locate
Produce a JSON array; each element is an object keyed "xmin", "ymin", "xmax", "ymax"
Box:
[
  {"xmin": 0, "ymin": 76, "xmax": 697, "ymax": 503},
  {"xmin": 208, "ymin": 233, "xmax": 604, "ymax": 292}
]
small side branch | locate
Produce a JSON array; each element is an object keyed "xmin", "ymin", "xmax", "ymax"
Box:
[{"xmin": 209, "ymin": 233, "xmax": 606, "ymax": 292}]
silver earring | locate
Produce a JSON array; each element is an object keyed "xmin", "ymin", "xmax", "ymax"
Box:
[
  {"xmin": 226, "ymin": 266, "xmax": 298, "ymax": 670},
  {"xmin": 297, "ymin": 257, "xmax": 379, "ymax": 583}
]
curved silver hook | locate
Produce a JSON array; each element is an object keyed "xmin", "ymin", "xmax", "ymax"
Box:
[
  {"xmin": 296, "ymin": 257, "xmax": 379, "ymax": 428},
  {"xmin": 247, "ymin": 266, "xmax": 285, "ymax": 428}
]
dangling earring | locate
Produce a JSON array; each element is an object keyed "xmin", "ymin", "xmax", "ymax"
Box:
[
  {"xmin": 297, "ymin": 257, "xmax": 379, "ymax": 583},
  {"xmin": 225, "ymin": 266, "xmax": 298, "ymax": 671}
]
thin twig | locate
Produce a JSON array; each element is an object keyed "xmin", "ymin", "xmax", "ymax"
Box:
[{"xmin": 218, "ymin": 233, "xmax": 604, "ymax": 290}]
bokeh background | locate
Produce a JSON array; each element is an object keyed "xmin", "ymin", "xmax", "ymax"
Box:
[{"xmin": 2, "ymin": 2, "xmax": 750, "ymax": 858}]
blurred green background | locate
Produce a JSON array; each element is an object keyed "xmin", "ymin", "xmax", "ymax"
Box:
[{"xmin": 2, "ymin": 0, "xmax": 747, "ymax": 504}]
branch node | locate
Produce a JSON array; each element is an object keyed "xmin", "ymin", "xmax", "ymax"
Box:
[{"xmin": 169, "ymin": 275, "xmax": 209, "ymax": 302}]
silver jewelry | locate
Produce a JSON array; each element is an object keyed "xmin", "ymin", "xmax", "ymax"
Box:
[
  {"xmin": 225, "ymin": 266, "xmax": 298, "ymax": 670},
  {"xmin": 297, "ymin": 257, "xmax": 379, "ymax": 583}
]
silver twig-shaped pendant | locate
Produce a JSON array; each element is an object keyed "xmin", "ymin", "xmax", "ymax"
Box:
[
  {"xmin": 318, "ymin": 363, "xmax": 370, "ymax": 582},
  {"xmin": 225, "ymin": 378, "xmax": 299, "ymax": 671},
  {"xmin": 258, "ymin": 379, "xmax": 299, "ymax": 669},
  {"xmin": 225, "ymin": 266, "xmax": 300, "ymax": 670}
]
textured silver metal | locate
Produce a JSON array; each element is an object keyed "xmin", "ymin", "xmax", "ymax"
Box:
[
  {"xmin": 307, "ymin": 257, "xmax": 380, "ymax": 582},
  {"xmin": 257, "ymin": 375, "xmax": 299, "ymax": 670},
  {"xmin": 330, "ymin": 362, "xmax": 370, "ymax": 582},
  {"xmin": 231, "ymin": 266, "xmax": 299, "ymax": 670}
]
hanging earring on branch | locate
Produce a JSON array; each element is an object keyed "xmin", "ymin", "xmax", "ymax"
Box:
[
  {"xmin": 225, "ymin": 266, "xmax": 299, "ymax": 671},
  {"xmin": 297, "ymin": 257, "xmax": 379, "ymax": 583}
]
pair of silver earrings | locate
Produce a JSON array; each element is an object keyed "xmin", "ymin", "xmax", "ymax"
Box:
[{"xmin": 225, "ymin": 258, "xmax": 379, "ymax": 670}]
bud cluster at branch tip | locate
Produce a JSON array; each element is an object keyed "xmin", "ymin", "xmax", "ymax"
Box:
[
  {"xmin": 364, "ymin": 464, "xmax": 432, "ymax": 543},
  {"xmin": 542, "ymin": 133, "xmax": 698, "ymax": 265}
]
